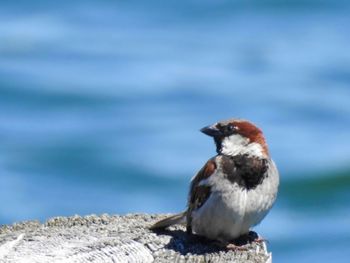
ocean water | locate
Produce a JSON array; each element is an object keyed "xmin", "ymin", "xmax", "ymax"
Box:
[{"xmin": 1, "ymin": 0, "xmax": 350, "ymax": 262}]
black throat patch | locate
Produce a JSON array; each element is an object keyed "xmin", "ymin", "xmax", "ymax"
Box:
[{"xmin": 221, "ymin": 154, "xmax": 268, "ymax": 190}]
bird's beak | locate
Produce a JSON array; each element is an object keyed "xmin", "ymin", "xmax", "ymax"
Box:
[{"xmin": 200, "ymin": 124, "xmax": 221, "ymax": 137}]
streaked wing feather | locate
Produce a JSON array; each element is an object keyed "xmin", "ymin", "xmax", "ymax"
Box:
[{"xmin": 186, "ymin": 159, "xmax": 217, "ymax": 233}]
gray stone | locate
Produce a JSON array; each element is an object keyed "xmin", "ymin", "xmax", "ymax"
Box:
[{"xmin": 0, "ymin": 214, "xmax": 272, "ymax": 263}]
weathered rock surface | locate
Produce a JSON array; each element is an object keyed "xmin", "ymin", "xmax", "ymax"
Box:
[{"xmin": 0, "ymin": 214, "xmax": 272, "ymax": 263}]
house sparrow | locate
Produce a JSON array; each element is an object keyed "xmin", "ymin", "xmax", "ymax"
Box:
[{"xmin": 151, "ymin": 119, "xmax": 279, "ymax": 246}]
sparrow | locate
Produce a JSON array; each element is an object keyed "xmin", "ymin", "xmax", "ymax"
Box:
[{"xmin": 150, "ymin": 119, "xmax": 279, "ymax": 246}]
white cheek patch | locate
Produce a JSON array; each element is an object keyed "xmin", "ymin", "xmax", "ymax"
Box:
[{"xmin": 221, "ymin": 134, "xmax": 264, "ymax": 158}]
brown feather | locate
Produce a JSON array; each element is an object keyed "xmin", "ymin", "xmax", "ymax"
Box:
[
  {"xmin": 186, "ymin": 159, "xmax": 216, "ymax": 234},
  {"xmin": 232, "ymin": 120, "xmax": 269, "ymax": 156}
]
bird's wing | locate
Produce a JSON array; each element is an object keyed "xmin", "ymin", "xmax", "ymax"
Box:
[{"xmin": 186, "ymin": 158, "xmax": 217, "ymax": 233}]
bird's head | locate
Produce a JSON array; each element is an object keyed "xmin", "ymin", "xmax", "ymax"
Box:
[{"xmin": 200, "ymin": 119, "xmax": 269, "ymax": 158}]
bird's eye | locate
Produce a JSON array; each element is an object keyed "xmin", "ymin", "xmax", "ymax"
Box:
[{"xmin": 227, "ymin": 124, "xmax": 235, "ymax": 131}]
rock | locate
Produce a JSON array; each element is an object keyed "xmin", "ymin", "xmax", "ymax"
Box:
[{"xmin": 0, "ymin": 214, "xmax": 272, "ymax": 263}]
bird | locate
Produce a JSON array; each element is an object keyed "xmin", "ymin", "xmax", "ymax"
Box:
[{"xmin": 150, "ymin": 118, "xmax": 279, "ymax": 247}]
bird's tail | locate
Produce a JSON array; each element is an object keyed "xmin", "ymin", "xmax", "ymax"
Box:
[{"xmin": 149, "ymin": 212, "xmax": 186, "ymax": 230}]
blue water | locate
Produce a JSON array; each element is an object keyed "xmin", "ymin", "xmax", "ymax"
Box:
[{"xmin": 1, "ymin": 0, "xmax": 350, "ymax": 262}]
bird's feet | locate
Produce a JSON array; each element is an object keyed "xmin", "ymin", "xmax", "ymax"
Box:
[
  {"xmin": 209, "ymin": 239, "xmax": 248, "ymax": 251},
  {"xmin": 223, "ymin": 231, "xmax": 268, "ymax": 251},
  {"xmin": 241, "ymin": 231, "xmax": 268, "ymax": 244},
  {"xmin": 225, "ymin": 231, "xmax": 268, "ymax": 250},
  {"xmin": 247, "ymin": 231, "xmax": 269, "ymax": 244},
  {"xmin": 226, "ymin": 243, "xmax": 248, "ymax": 251}
]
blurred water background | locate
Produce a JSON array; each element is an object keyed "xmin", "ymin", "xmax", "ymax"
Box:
[{"xmin": 1, "ymin": 0, "xmax": 350, "ymax": 262}]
